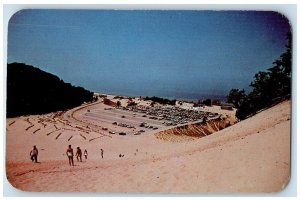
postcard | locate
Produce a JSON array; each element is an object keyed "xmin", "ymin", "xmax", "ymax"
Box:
[{"xmin": 6, "ymin": 9, "xmax": 292, "ymax": 193}]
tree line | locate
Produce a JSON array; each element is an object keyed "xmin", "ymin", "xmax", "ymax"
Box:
[
  {"xmin": 227, "ymin": 32, "xmax": 291, "ymax": 120},
  {"xmin": 7, "ymin": 63, "xmax": 94, "ymax": 117},
  {"xmin": 144, "ymin": 96, "xmax": 177, "ymax": 106}
]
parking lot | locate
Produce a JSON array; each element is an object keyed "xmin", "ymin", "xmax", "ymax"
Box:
[{"xmin": 83, "ymin": 107, "xmax": 167, "ymax": 135}]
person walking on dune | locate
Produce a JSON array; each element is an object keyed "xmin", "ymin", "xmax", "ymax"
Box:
[
  {"xmin": 30, "ymin": 145, "xmax": 38, "ymax": 163},
  {"xmin": 100, "ymin": 148, "xmax": 104, "ymax": 159},
  {"xmin": 76, "ymin": 147, "xmax": 82, "ymax": 162},
  {"xmin": 66, "ymin": 145, "xmax": 74, "ymax": 166},
  {"xmin": 84, "ymin": 149, "xmax": 88, "ymax": 160}
]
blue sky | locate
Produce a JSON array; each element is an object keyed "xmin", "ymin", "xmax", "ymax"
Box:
[{"xmin": 7, "ymin": 10, "xmax": 291, "ymax": 100}]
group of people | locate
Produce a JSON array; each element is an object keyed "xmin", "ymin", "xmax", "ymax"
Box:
[
  {"xmin": 29, "ymin": 145, "xmax": 105, "ymax": 166},
  {"xmin": 66, "ymin": 145, "xmax": 88, "ymax": 166}
]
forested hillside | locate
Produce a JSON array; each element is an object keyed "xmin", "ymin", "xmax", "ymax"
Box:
[{"xmin": 7, "ymin": 63, "xmax": 94, "ymax": 117}]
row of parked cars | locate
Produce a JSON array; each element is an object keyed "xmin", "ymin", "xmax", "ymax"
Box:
[{"xmin": 108, "ymin": 130, "xmax": 146, "ymax": 136}]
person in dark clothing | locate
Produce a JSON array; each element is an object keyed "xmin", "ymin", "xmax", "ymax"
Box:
[
  {"xmin": 76, "ymin": 147, "xmax": 82, "ymax": 162},
  {"xmin": 100, "ymin": 148, "xmax": 104, "ymax": 159},
  {"xmin": 30, "ymin": 145, "xmax": 38, "ymax": 163}
]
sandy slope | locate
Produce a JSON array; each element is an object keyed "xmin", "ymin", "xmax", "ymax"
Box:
[{"xmin": 5, "ymin": 100, "xmax": 290, "ymax": 193}]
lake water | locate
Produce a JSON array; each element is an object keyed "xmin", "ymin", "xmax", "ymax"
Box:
[{"xmin": 94, "ymin": 86, "xmax": 227, "ymax": 102}]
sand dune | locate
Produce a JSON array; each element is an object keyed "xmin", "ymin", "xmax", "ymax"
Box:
[
  {"xmin": 155, "ymin": 117, "xmax": 233, "ymax": 142},
  {"xmin": 5, "ymin": 98, "xmax": 290, "ymax": 192}
]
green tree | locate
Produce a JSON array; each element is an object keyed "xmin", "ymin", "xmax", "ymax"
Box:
[
  {"xmin": 227, "ymin": 89, "xmax": 247, "ymax": 108},
  {"xmin": 227, "ymin": 32, "xmax": 292, "ymax": 120},
  {"xmin": 116, "ymin": 101, "xmax": 121, "ymax": 107}
]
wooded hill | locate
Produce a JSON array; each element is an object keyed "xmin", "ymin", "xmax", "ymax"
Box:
[{"xmin": 7, "ymin": 63, "xmax": 94, "ymax": 117}]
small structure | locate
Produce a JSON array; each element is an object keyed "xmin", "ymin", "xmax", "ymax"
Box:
[{"xmin": 220, "ymin": 102, "xmax": 235, "ymax": 110}]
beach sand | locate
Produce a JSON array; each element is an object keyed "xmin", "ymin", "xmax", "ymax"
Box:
[{"xmin": 5, "ymin": 97, "xmax": 290, "ymax": 192}]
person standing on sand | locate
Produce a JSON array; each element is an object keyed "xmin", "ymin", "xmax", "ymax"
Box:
[
  {"xmin": 76, "ymin": 147, "xmax": 82, "ymax": 162},
  {"xmin": 84, "ymin": 149, "xmax": 88, "ymax": 159},
  {"xmin": 100, "ymin": 148, "xmax": 104, "ymax": 159},
  {"xmin": 30, "ymin": 145, "xmax": 38, "ymax": 163},
  {"xmin": 66, "ymin": 145, "xmax": 74, "ymax": 166}
]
